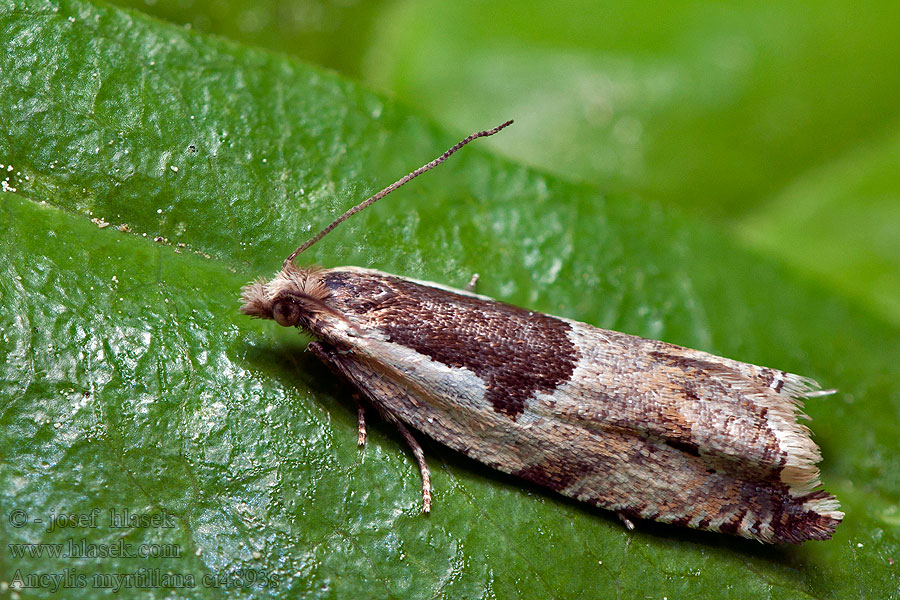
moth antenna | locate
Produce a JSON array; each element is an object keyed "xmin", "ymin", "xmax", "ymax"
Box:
[{"xmin": 284, "ymin": 119, "xmax": 514, "ymax": 268}]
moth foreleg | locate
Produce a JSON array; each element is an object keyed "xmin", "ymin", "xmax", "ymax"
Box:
[
  {"xmin": 307, "ymin": 340, "xmax": 432, "ymax": 512},
  {"xmin": 308, "ymin": 341, "xmax": 367, "ymax": 446},
  {"xmin": 465, "ymin": 273, "xmax": 480, "ymax": 292}
]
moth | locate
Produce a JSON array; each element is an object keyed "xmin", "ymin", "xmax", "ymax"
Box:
[{"xmin": 241, "ymin": 121, "xmax": 843, "ymax": 543}]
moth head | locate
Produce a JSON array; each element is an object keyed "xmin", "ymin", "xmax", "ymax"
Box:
[{"xmin": 240, "ymin": 265, "xmax": 330, "ymax": 328}]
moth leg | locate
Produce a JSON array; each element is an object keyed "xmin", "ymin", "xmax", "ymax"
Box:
[
  {"xmin": 617, "ymin": 512, "xmax": 636, "ymax": 531},
  {"xmin": 308, "ymin": 340, "xmax": 432, "ymax": 512},
  {"xmin": 309, "ymin": 341, "xmax": 367, "ymax": 447},
  {"xmin": 354, "ymin": 395, "xmax": 367, "ymax": 446},
  {"xmin": 465, "ymin": 273, "xmax": 480, "ymax": 292},
  {"xmin": 384, "ymin": 413, "xmax": 432, "ymax": 513}
]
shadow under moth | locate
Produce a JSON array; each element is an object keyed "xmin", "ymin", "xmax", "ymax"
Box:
[{"xmin": 241, "ymin": 121, "xmax": 843, "ymax": 544}]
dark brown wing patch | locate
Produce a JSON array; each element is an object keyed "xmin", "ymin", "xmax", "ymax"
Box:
[{"xmin": 323, "ymin": 271, "xmax": 578, "ymax": 419}]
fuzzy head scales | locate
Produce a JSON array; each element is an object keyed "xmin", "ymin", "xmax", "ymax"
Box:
[{"xmin": 239, "ymin": 265, "xmax": 330, "ymax": 322}]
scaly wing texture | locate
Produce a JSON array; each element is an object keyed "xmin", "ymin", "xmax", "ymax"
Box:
[
  {"xmin": 316, "ymin": 268, "xmax": 842, "ymax": 543},
  {"xmin": 523, "ymin": 322, "xmax": 842, "ymax": 543}
]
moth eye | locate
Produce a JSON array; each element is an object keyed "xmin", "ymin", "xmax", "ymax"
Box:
[{"xmin": 272, "ymin": 300, "xmax": 301, "ymax": 327}]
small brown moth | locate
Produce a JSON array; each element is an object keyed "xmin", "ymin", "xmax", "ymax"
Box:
[{"xmin": 241, "ymin": 121, "xmax": 843, "ymax": 543}]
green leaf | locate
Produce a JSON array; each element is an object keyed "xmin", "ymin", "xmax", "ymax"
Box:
[
  {"xmin": 738, "ymin": 128, "xmax": 900, "ymax": 327},
  {"xmin": 1, "ymin": 1, "xmax": 898, "ymax": 599},
  {"xmin": 357, "ymin": 0, "xmax": 900, "ymax": 219}
]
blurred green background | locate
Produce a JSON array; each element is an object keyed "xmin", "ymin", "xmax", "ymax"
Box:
[
  {"xmin": 111, "ymin": 0, "xmax": 900, "ymax": 327},
  {"xmin": 3, "ymin": 1, "xmax": 899, "ymax": 598}
]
